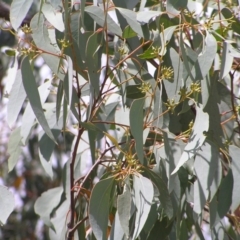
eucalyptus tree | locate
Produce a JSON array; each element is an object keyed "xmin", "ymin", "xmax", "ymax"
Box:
[{"xmin": 2, "ymin": 0, "xmax": 240, "ymax": 239}]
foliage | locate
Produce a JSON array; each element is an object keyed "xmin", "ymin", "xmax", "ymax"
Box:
[{"xmin": 1, "ymin": 0, "xmax": 240, "ymax": 239}]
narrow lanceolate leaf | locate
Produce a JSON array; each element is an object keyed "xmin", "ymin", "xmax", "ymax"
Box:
[
  {"xmin": 21, "ymin": 57, "xmax": 56, "ymax": 143},
  {"xmin": 130, "ymin": 98, "xmax": 145, "ymax": 165},
  {"xmin": 86, "ymin": 33, "xmax": 101, "ymax": 96},
  {"xmin": 109, "ymin": 211, "xmax": 125, "ymax": 240},
  {"xmin": 89, "ymin": 177, "xmax": 115, "ymax": 240},
  {"xmin": 229, "ymin": 145, "xmax": 240, "ymax": 211},
  {"xmin": 0, "ymin": 186, "xmax": 15, "ymax": 225},
  {"xmin": 85, "ymin": 6, "xmax": 122, "ymax": 36},
  {"xmin": 193, "ymin": 141, "xmax": 219, "ymax": 214},
  {"xmin": 195, "ymin": 33, "xmax": 217, "ymax": 80},
  {"xmin": 10, "ymin": 0, "xmax": 33, "ymax": 30},
  {"xmin": 219, "ymin": 41, "xmax": 234, "ymax": 80},
  {"xmin": 30, "ymin": 13, "xmax": 60, "ymax": 55},
  {"xmin": 42, "ymin": 2, "xmax": 64, "ymax": 32},
  {"xmin": 21, "ymin": 80, "xmax": 51, "ymax": 145},
  {"xmin": 116, "ymin": 8, "xmax": 144, "ymax": 37},
  {"xmin": 172, "ymin": 104, "xmax": 209, "ymax": 174},
  {"xmin": 131, "ymin": 175, "xmax": 154, "ymax": 240},
  {"xmin": 34, "ymin": 187, "xmax": 63, "ymax": 227},
  {"xmin": 117, "ymin": 183, "xmax": 132, "ymax": 237},
  {"xmin": 63, "ymin": 56, "xmax": 73, "ymax": 108},
  {"xmin": 7, "ymin": 70, "xmax": 26, "ymax": 129},
  {"xmin": 217, "ymin": 169, "xmax": 233, "ymax": 218},
  {"xmin": 143, "ymin": 168, "xmax": 173, "ymax": 219},
  {"xmin": 7, "ymin": 127, "xmax": 22, "ymax": 172}
]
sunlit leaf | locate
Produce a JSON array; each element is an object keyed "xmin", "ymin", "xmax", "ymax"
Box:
[
  {"xmin": 10, "ymin": 0, "xmax": 33, "ymax": 30},
  {"xmin": 7, "ymin": 127, "xmax": 22, "ymax": 172},
  {"xmin": 116, "ymin": 8, "xmax": 144, "ymax": 37},
  {"xmin": 85, "ymin": 6, "xmax": 122, "ymax": 36},
  {"xmin": 172, "ymin": 104, "xmax": 209, "ymax": 174},
  {"xmin": 117, "ymin": 182, "xmax": 132, "ymax": 236},
  {"xmin": 7, "ymin": 70, "xmax": 26, "ymax": 129},
  {"xmin": 131, "ymin": 175, "xmax": 154, "ymax": 240},
  {"xmin": 0, "ymin": 186, "xmax": 15, "ymax": 225},
  {"xmin": 89, "ymin": 177, "xmax": 115, "ymax": 240},
  {"xmin": 34, "ymin": 186, "xmax": 63, "ymax": 227},
  {"xmin": 130, "ymin": 98, "xmax": 145, "ymax": 165},
  {"xmin": 21, "ymin": 57, "xmax": 56, "ymax": 143},
  {"xmin": 42, "ymin": 2, "xmax": 64, "ymax": 32}
]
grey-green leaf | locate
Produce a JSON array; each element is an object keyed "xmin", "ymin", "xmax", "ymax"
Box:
[
  {"xmin": 10, "ymin": 0, "xmax": 33, "ymax": 30},
  {"xmin": 229, "ymin": 145, "xmax": 240, "ymax": 211},
  {"xmin": 193, "ymin": 141, "xmax": 220, "ymax": 214},
  {"xmin": 172, "ymin": 104, "xmax": 209, "ymax": 174},
  {"xmin": 7, "ymin": 70, "xmax": 26, "ymax": 129},
  {"xmin": 217, "ymin": 169, "xmax": 233, "ymax": 218},
  {"xmin": 34, "ymin": 186, "xmax": 63, "ymax": 227},
  {"xmin": 0, "ymin": 185, "xmax": 15, "ymax": 225},
  {"xmin": 7, "ymin": 127, "xmax": 22, "ymax": 172},
  {"xmin": 116, "ymin": 8, "xmax": 144, "ymax": 37},
  {"xmin": 130, "ymin": 98, "xmax": 145, "ymax": 165},
  {"xmin": 89, "ymin": 177, "xmax": 115, "ymax": 240},
  {"xmin": 131, "ymin": 175, "xmax": 154, "ymax": 240},
  {"xmin": 219, "ymin": 41, "xmax": 234, "ymax": 80},
  {"xmin": 42, "ymin": 2, "xmax": 64, "ymax": 32},
  {"xmin": 85, "ymin": 6, "xmax": 122, "ymax": 36},
  {"xmin": 21, "ymin": 57, "xmax": 56, "ymax": 143},
  {"xmin": 117, "ymin": 183, "xmax": 132, "ymax": 236}
]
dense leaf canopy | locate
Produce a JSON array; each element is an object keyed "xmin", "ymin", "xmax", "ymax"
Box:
[{"xmin": 1, "ymin": 0, "xmax": 240, "ymax": 239}]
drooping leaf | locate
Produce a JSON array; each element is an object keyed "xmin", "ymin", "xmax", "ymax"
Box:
[
  {"xmin": 89, "ymin": 177, "xmax": 115, "ymax": 240},
  {"xmin": 217, "ymin": 169, "xmax": 233, "ymax": 218},
  {"xmin": 143, "ymin": 168, "xmax": 173, "ymax": 219},
  {"xmin": 30, "ymin": 13, "xmax": 65, "ymax": 80},
  {"xmin": 10, "ymin": 0, "xmax": 33, "ymax": 30},
  {"xmin": 131, "ymin": 175, "xmax": 154, "ymax": 240},
  {"xmin": 31, "ymin": 13, "xmax": 60, "ymax": 55},
  {"xmin": 7, "ymin": 127, "xmax": 22, "ymax": 172},
  {"xmin": 0, "ymin": 186, "xmax": 15, "ymax": 225},
  {"xmin": 42, "ymin": 2, "xmax": 64, "ymax": 32},
  {"xmin": 116, "ymin": 8, "xmax": 144, "ymax": 38},
  {"xmin": 117, "ymin": 182, "xmax": 132, "ymax": 237},
  {"xmin": 7, "ymin": 70, "xmax": 26, "ymax": 129},
  {"xmin": 193, "ymin": 141, "xmax": 220, "ymax": 214},
  {"xmin": 109, "ymin": 210, "xmax": 125, "ymax": 240},
  {"xmin": 21, "ymin": 57, "xmax": 56, "ymax": 143},
  {"xmin": 219, "ymin": 41, "xmax": 234, "ymax": 80},
  {"xmin": 162, "ymin": 133, "xmax": 185, "ymax": 193},
  {"xmin": 86, "ymin": 33, "xmax": 101, "ymax": 96},
  {"xmin": 56, "ymin": 80, "xmax": 63, "ymax": 122},
  {"xmin": 130, "ymin": 98, "xmax": 145, "ymax": 165},
  {"xmin": 194, "ymin": 33, "xmax": 217, "ymax": 80},
  {"xmin": 34, "ymin": 186, "xmax": 63, "ymax": 227},
  {"xmin": 38, "ymin": 105, "xmax": 63, "ymax": 178},
  {"xmin": 229, "ymin": 145, "xmax": 240, "ymax": 212},
  {"xmin": 20, "ymin": 79, "xmax": 51, "ymax": 144},
  {"xmin": 163, "ymin": 48, "xmax": 183, "ymax": 101},
  {"xmin": 172, "ymin": 104, "xmax": 209, "ymax": 174},
  {"xmin": 49, "ymin": 199, "xmax": 70, "ymax": 239},
  {"xmin": 85, "ymin": 6, "xmax": 122, "ymax": 36},
  {"xmin": 63, "ymin": 56, "xmax": 73, "ymax": 108}
]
